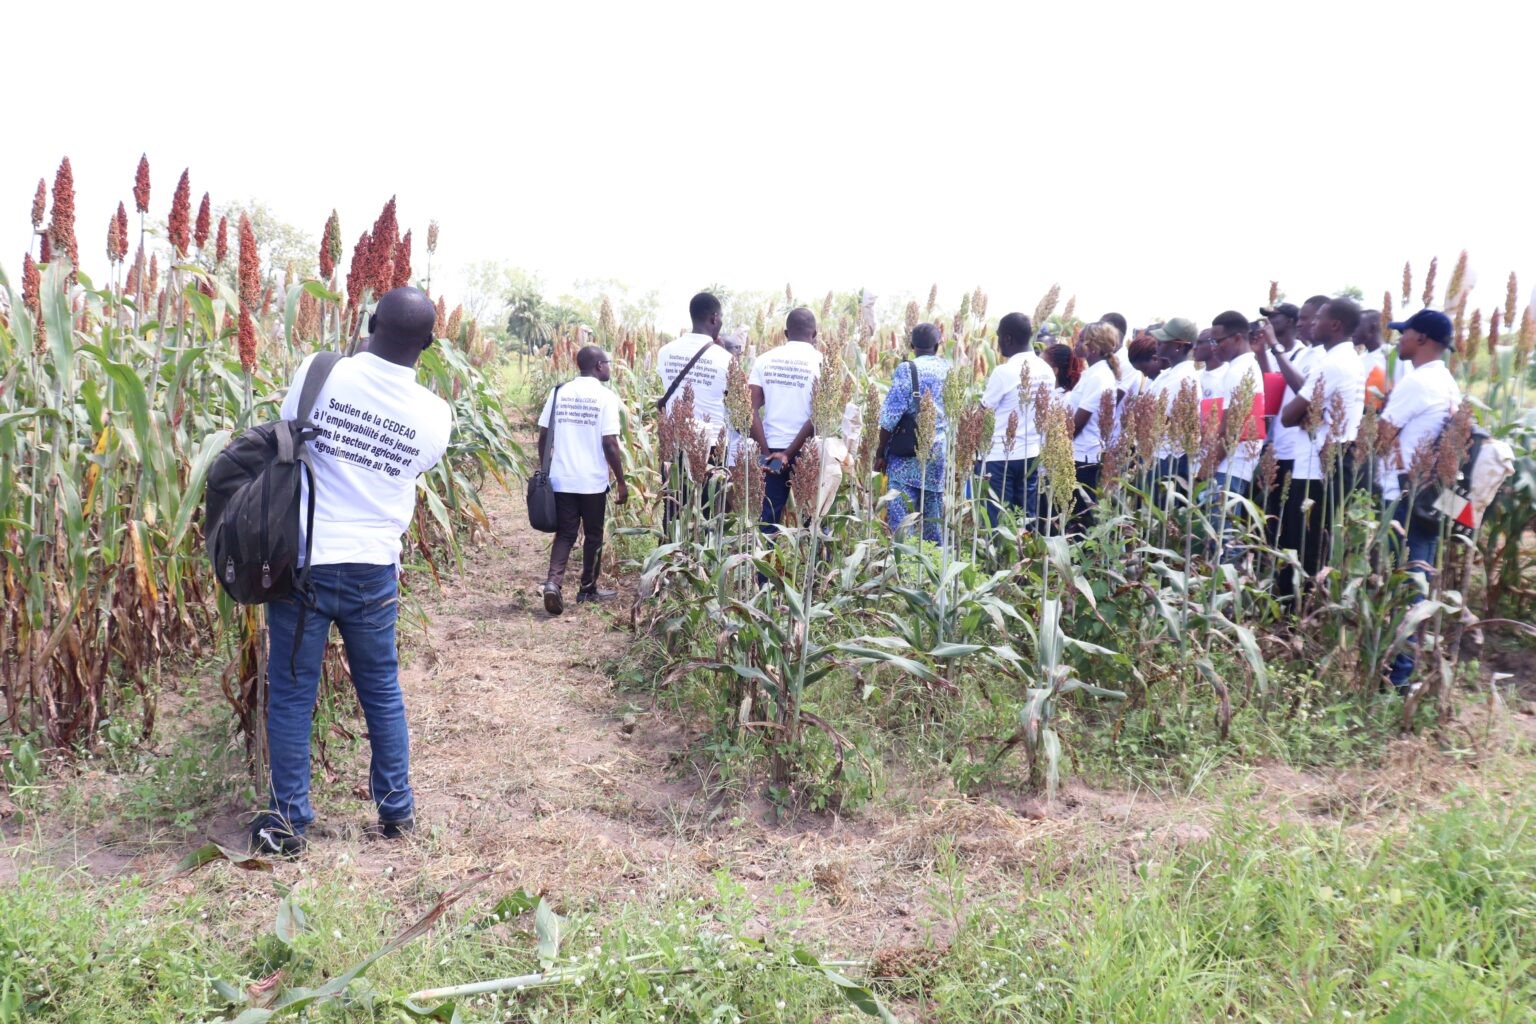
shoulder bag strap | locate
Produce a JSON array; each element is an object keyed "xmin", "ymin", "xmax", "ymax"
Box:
[
  {"xmin": 657, "ymin": 340, "xmax": 715, "ymax": 412},
  {"xmin": 542, "ymin": 384, "xmax": 563, "ymax": 474},
  {"xmin": 907, "ymin": 360, "xmax": 920, "ymax": 413}
]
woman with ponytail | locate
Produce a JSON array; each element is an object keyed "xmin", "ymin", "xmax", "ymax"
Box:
[{"xmin": 1066, "ymin": 321, "xmax": 1123, "ymax": 531}]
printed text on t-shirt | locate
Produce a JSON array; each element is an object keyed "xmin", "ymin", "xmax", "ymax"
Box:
[{"xmin": 312, "ymin": 397, "xmax": 424, "ymax": 478}]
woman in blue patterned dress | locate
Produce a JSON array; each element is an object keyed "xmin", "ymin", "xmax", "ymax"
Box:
[{"xmin": 873, "ymin": 323, "xmax": 949, "ymax": 542}]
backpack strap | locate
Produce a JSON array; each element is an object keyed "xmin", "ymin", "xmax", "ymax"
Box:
[
  {"xmin": 908, "ymin": 360, "xmax": 919, "ymax": 410},
  {"xmin": 657, "ymin": 340, "xmax": 714, "ymax": 412},
  {"xmin": 297, "ymin": 351, "xmax": 344, "ymax": 426}
]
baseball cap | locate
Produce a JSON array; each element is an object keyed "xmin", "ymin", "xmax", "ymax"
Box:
[
  {"xmin": 1387, "ymin": 309, "xmax": 1454, "ymax": 348},
  {"xmin": 1259, "ymin": 302, "xmax": 1300, "ymax": 319},
  {"xmin": 1150, "ymin": 317, "xmax": 1198, "ymax": 345}
]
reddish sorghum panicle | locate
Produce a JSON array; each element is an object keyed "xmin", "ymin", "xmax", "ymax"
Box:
[
  {"xmin": 238, "ymin": 309, "xmax": 257, "ymax": 373},
  {"xmin": 22, "ymin": 253, "xmax": 41, "ymax": 315},
  {"xmin": 1269, "ymin": 280, "xmax": 1280, "ymax": 305},
  {"xmin": 126, "ymin": 244, "xmax": 144, "ymax": 296},
  {"xmin": 238, "ymin": 214, "xmax": 260, "ymax": 313},
  {"xmin": 433, "ymin": 296, "xmax": 446, "ymax": 337},
  {"xmin": 1488, "ymin": 307, "xmax": 1501, "ymax": 359},
  {"xmin": 319, "ymin": 211, "xmax": 338, "ymax": 280},
  {"xmin": 1506, "ymin": 272, "xmax": 1519, "ymax": 330},
  {"xmin": 368, "ymin": 196, "xmax": 398, "ymax": 296},
  {"xmin": 1402, "ymin": 262, "xmax": 1413, "ymax": 307},
  {"xmin": 48, "ymin": 157, "xmax": 78, "ymax": 277},
  {"xmin": 31, "ymin": 179, "xmax": 46, "ymax": 229},
  {"xmin": 427, "ymin": 220, "xmax": 439, "ymax": 254},
  {"xmin": 195, "ymin": 193, "xmax": 211, "ymax": 250},
  {"xmin": 445, "ymin": 304, "xmax": 463, "ymax": 341},
  {"xmin": 39, "ymin": 233, "xmax": 53, "ymax": 264},
  {"xmin": 106, "ymin": 214, "xmax": 121, "ymax": 264},
  {"xmin": 215, "ymin": 215, "xmax": 228, "ymax": 265},
  {"xmin": 114, "ymin": 203, "xmax": 129, "ymax": 263},
  {"xmin": 393, "ymin": 230, "xmax": 412, "ymax": 289},
  {"xmin": 168, "ymin": 169, "xmax": 192, "ymax": 256},
  {"xmin": 1421, "ymin": 257, "xmax": 1438, "ymax": 307},
  {"xmin": 346, "ymin": 231, "xmax": 371, "ymax": 309},
  {"xmin": 133, "ymin": 154, "xmax": 151, "ymax": 214},
  {"xmin": 147, "ymin": 253, "xmax": 158, "ymax": 298}
]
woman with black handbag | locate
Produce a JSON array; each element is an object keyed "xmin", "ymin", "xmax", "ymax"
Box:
[
  {"xmin": 535, "ymin": 345, "xmax": 628, "ymax": 615},
  {"xmin": 874, "ymin": 323, "xmax": 949, "ymax": 542}
]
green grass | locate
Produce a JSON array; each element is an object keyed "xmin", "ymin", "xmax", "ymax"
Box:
[{"xmin": 4, "ymin": 782, "xmax": 1533, "ymax": 1022}]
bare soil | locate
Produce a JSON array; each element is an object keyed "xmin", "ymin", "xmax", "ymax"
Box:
[{"xmin": 3, "ymin": 484, "xmax": 1533, "ymax": 954}]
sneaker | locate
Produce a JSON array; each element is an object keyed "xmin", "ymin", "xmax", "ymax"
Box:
[
  {"xmin": 364, "ymin": 816, "xmax": 416, "ymax": 841},
  {"xmin": 576, "ymin": 586, "xmax": 617, "ymax": 604},
  {"xmin": 542, "ymin": 582, "xmax": 564, "ymax": 616},
  {"xmin": 250, "ymin": 814, "xmax": 306, "ymax": 859}
]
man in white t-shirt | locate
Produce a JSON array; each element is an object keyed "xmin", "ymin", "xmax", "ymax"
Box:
[
  {"xmin": 656, "ymin": 292, "xmax": 732, "ymax": 529},
  {"xmin": 1203, "ymin": 311, "xmax": 1265, "ymax": 561},
  {"xmin": 749, "ymin": 308, "xmax": 822, "ymax": 527},
  {"xmin": 539, "ymin": 345, "xmax": 627, "ymax": 615},
  {"xmin": 1379, "ymin": 309, "xmax": 1460, "ymax": 691},
  {"xmin": 978, "ymin": 312, "xmax": 1054, "ymax": 528},
  {"xmin": 254, "ymin": 287, "xmax": 453, "ymax": 858},
  {"xmin": 1275, "ymin": 297, "xmax": 1367, "ymax": 608}
]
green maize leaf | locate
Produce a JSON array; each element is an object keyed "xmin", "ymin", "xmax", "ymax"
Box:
[
  {"xmin": 275, "ymin": 894, "xmax": 308, "ymax": 946},
  {"xmin": 41, "ymin": 260, "xmax": 76, "ymax": 390},
  {"xmin": 301, "ymin": 279, "xmax": 342, "ymax": 302},
  {"xmin": 168, "ymin": 429, "xmax": 230, "ymax": 550},
  {"xmin": 833, "ymin": 643, "xmax": 938, "ymax": 681},
  {"xmin": 166, "ymin": 841, "xmax": 273, "ymax": 878}
]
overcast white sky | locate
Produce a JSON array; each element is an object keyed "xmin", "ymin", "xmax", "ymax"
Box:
[{"xmin": 6, "ymin": 0, "xmax": 1535, "ymax": 331}]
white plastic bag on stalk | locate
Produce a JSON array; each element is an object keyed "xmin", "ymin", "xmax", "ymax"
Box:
[{"xmin": 812, "ymin": 436, "xmax": 849, "ymax": 517}]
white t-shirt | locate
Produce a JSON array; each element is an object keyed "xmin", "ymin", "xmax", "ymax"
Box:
[
  {"xmin": 748, "ymin": 340, "xmax": 822, "ymax": 450},
  {"xmin": 1292, "ymin": 342, "xmax": 1366, "ymax": 481},
  {"xmin": 538, "ymin": 375, "xmax": 622, "ymax": 494},
  {"xmin": 1069, "ymin": 359, "xmax": 1119, "ymax": 463},
  {"xmin": 1270, "ymin": 344, "xmax": 1315, "ymax": 461},
  {"xmin": 1199, "ymin": 363, "xmax": 1226, "ymax": 401},
  {"xmin": 284, "ymin": 351, "xmax": 453, "ymax": 567},
  {"xmin": 1145, "ymin": 359, "xmax": 1201, "ymax": 458},
  {"xmin": 1379, "ymin": 361, "xmax": 1461, "ymax": 501},
  {"xmin": 980, "ymin": 350, "xmax": 1055, "ymax": 462},
  {"xmin": 657, "ymin": 333, "xmax": 731, "ymax": 437},
  {"xmin": 1215, "ymin": 351, "xmax": 1263, "ymax": 481}
]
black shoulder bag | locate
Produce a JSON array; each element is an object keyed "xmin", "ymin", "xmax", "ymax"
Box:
[
  {"xmin": 883, "ymin": 361, "xmax": 922, "ymax": 458},
  {"xmin": 656, "ymin": 341, "xmax": 714, "ymax": 413},
  {"xmin": 527, "ymin": 385, "xmax": 563, "ymax": 533}
]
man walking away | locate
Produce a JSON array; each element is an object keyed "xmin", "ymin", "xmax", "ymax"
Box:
[
  {"xmin": 1276, "ymin": 297, "xmax": 1366, "ymax": 609},
  {"xmin": 657, "ymin": 293, "xmax": 732, "ymax": 527},
  {"xmin": 749, "ymin": 308, "xmax": 822, "ymax": 529},
  {"xmin": 1378, "ymin": 309, "xmax": 1459, "ymax": 692},
  {"xmin": 253, "ymin": 287, "xmax": 453, "ymax": 858},
  {"xmin": 540, "ymin": 345, "xmax": 628, "ymax": 615},
  {"xmin": 875, "ymin": 323, "xmax": 951, "ymax": 542},
  {"xmin": 978, "ymin": 313, "xmax": 1054, "ymax": 528}
]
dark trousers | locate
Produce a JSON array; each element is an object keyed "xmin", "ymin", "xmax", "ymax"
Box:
[
  {"xmin": 1276, "ymin": 464, "xmax": 1356, "ymax": 610},
  {"xmin": 548, "ymin": 491, "xmax": 607, "ymax": 590},
  {"xmin": 1387, "ymin": 488, "xmax": 1440, "ymax": 691},
  {"xmin": 979, "ymin": 458, "xmax": 1040, "ymax": 529},
  {"xmin": 760, "ymin": 449, "xmax": 801, "ymax": 533},
  {"xmin": 1071, "ymin": 461, "xmax": 1101, "ymax": 533}
]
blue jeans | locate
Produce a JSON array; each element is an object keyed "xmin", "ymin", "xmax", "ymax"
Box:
[
  {"xmin": 1200, "ymin": 472, "xmax": 1251, "ymax": 563},
  {"xmin": 759, "ymin": 449, "xmax": 800, "ymax": 534},
  {"xmin": 979, "ymin": 459, "xmax": 1039, "ymax": 529},
  {"xmin": 1388, "ymin": 498, "xmax": 1440, "ymax": 692},
  {"xmin": 265, "ymin": 563, "xmax": 412, "ymax": 831}
]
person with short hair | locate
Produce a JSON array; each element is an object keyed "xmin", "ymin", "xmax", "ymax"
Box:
[
  {"xmin": 253, "ymin": 287, "xmax": 453, "ymax": 858},
  {"xmin": 1067, "ymin": 322, "xmax": 1123, "ymax": 530},
  {"xmin": 1256, "ymin": 301, "xmax": 1312, "ymax": 546},
  {"xmin": 978, "ymin": 313, "xmax": 1054, "ymax": 528},
  {"xmin": 875, "ymin": 323, "xmax": 950, "ymax": 542},
  {"xmin": 1276, "ymin": 297, "xmax": 1367, "ymax": 607},
  {"xmin": 1203, "ymin": 310, "xmax": 1265, "ymax": 560},
  {"xmin": 749, "ymin": 308, "xmax": 822, "ymax": 528},
  {"xmin": 656, "ymin": 292, "xmax": 732, "ymax": 529},
  {"xmin": 539, "ymin": 345, "xmax": 628, "ymax": 615},
  {"xmin": 1379, "ymin": 309, "xmax": 1460, "ymax": 692}
]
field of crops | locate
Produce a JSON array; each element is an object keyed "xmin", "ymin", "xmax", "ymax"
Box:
[
  {"xmin": 541, "ymin": 275, "xmax": 1536, "ymax": 811},
  {"xmin": 2, "ymin": 156, "xmax": 1535, "ymax": 1024}
]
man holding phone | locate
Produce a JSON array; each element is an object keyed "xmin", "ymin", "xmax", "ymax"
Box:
[{"xmin": 748, "ymin": 307, "xmax": 822, "ymax": 529}]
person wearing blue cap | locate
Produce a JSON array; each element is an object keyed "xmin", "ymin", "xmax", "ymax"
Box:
[{"xmin": 1378, "ymin": 309, "xmax": 1460, "ymax": 692}]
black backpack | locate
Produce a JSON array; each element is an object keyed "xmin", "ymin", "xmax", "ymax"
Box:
[{"xmin": 205, "ymin": 352, "xmax": 342, "ymax": 604}]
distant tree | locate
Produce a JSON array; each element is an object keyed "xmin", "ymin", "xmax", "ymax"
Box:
[
  {"xmin": 1335, "ymin": 285, "xmax": 1365, "ymax": 301},
  {"xmin": 205, "ymin": 201, "xmax": 317, "ymax": 284}
]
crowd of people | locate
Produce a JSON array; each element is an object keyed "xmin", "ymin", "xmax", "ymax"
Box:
[{"xmin": 538, "ymin": 293, "xmax": 1464, "ymax": 691}]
